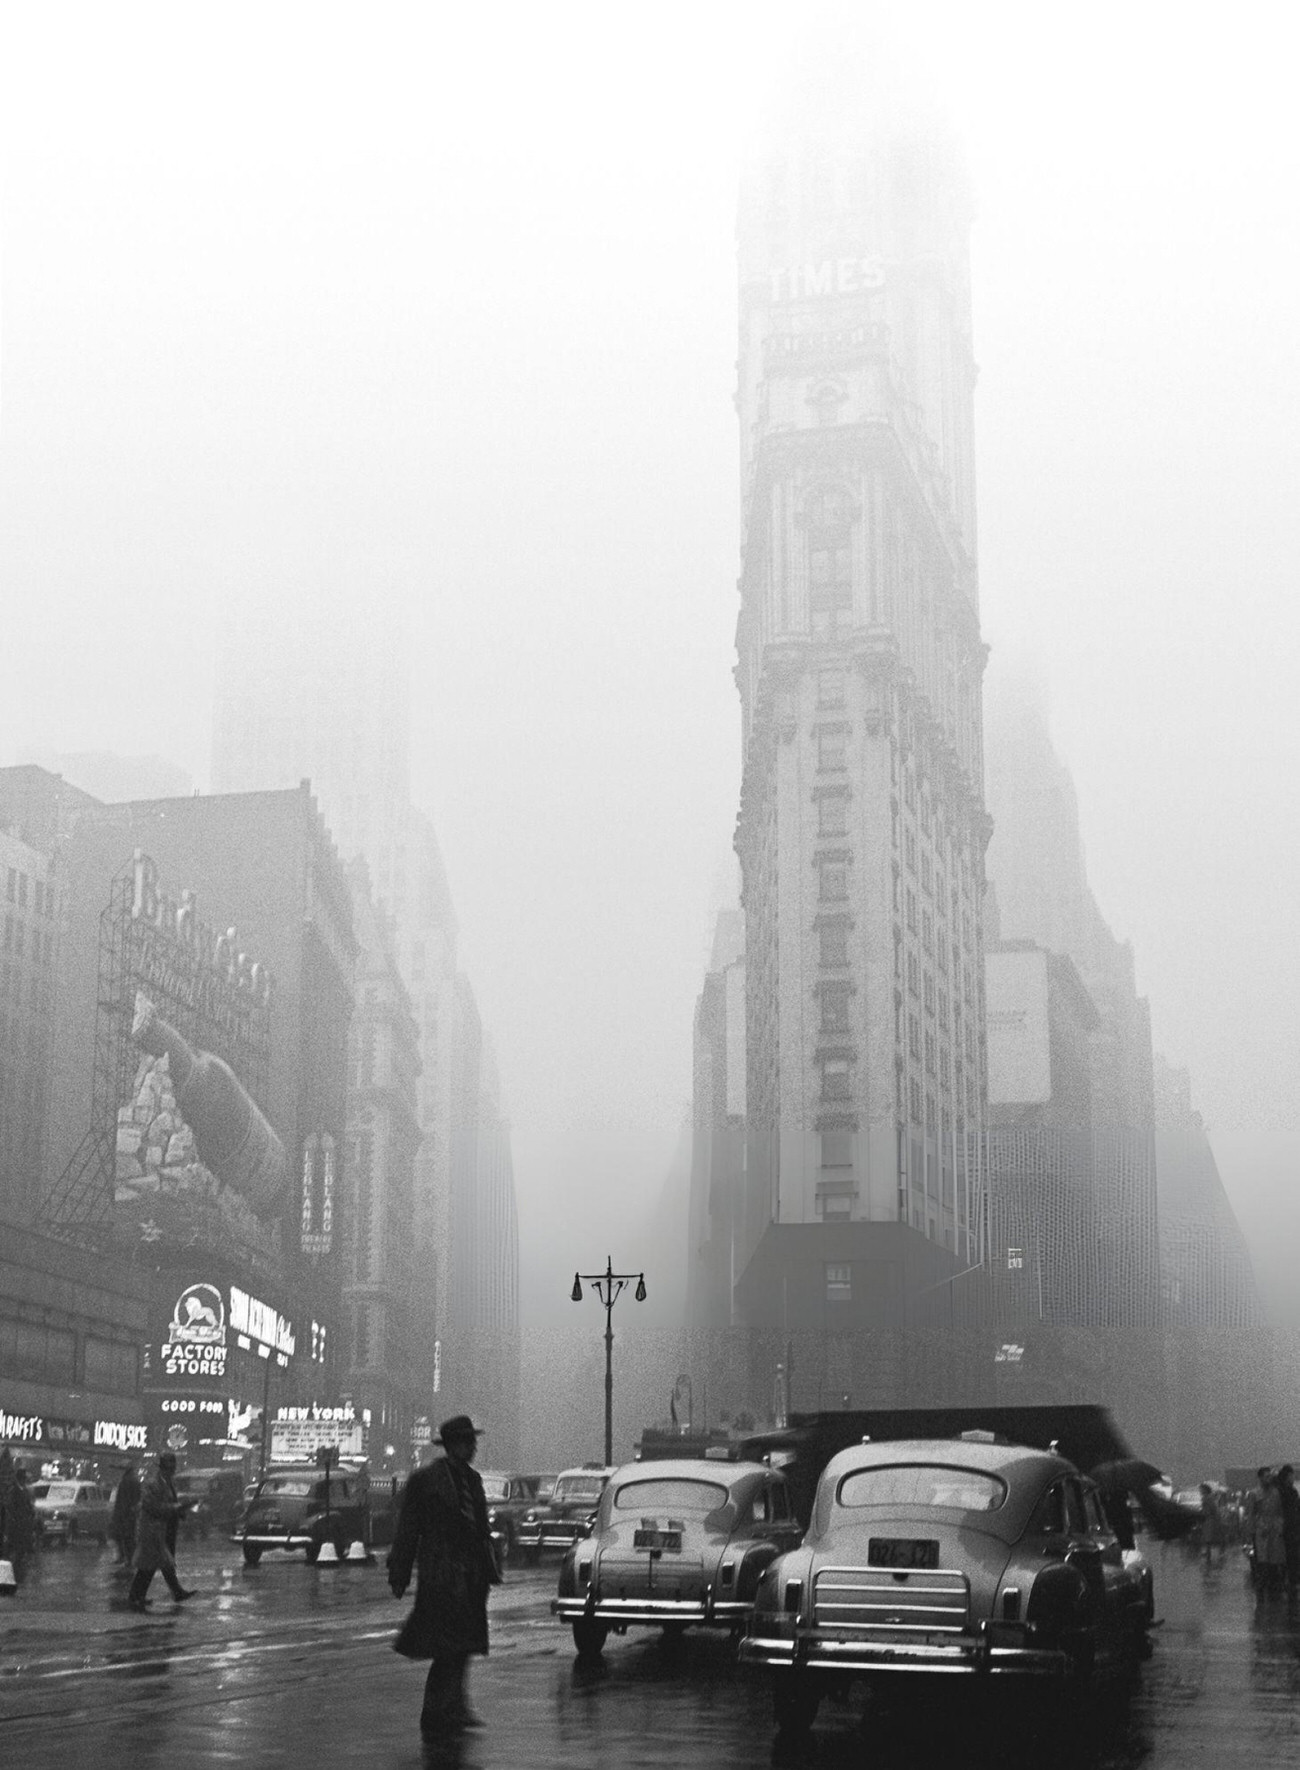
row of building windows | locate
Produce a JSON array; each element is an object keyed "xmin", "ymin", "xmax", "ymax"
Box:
[
  {"xmin": 2, "ymin": 915, "xmax": 55, "ymax": 963},
  {"xmin": 4, "ymin": 868, "xmax": 58, "ymax": 918}
]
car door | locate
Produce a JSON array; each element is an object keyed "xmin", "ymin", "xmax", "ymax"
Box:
[{"xmin": 758, "ymin": 1476, "xmax": 802, "ymax": 1550}]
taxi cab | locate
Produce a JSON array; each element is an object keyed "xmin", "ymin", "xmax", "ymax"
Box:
[{"xmin": 553, "ymin": 1456, "xmax": 801, "ymax": 1657}]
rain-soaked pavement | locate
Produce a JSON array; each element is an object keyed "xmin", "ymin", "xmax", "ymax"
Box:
[{"xmin": 2, "ymin": 1535, "xmax": 1299, "ymax": 1768}]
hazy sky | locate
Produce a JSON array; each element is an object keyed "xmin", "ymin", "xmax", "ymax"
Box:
[{"xmin": 2, "ymin": 1, "xmax": 1296, "ymax": 1322}]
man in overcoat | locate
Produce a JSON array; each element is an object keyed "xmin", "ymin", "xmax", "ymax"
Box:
[
  {"xmin": 127, "ymin": 1451, "xmax": 195, "ymax": 1611},
  {"xmin": 387, "ymin": 1415, "xmax": 502, "ymax": 1738}
]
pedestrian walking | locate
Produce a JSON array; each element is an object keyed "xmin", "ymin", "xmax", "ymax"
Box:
[
  {"xmin": 1, "ymin": 1460, "xmax": 37, "ymax": 1585},
  {"xmin": 387, "ymin": 1415, "xmax": 502, "ymax": 1741},
  {"xmin": 1198, "ymin": 1484, "xmax": 1226, "ymax": 1563},
  {"xmin": 127, "ymin": 1451, "xmax": 196, "ymax": 1611},
  {"xmin": 1277, "ymin": 1464, "xmax": 1300, "ymax": 1593},
  {"xmin": 1253, "ymin": 1469, "xmax": 1287, "ymax": 1596},
  {"xmin": 111, "ymin": 1462, "xmax": 141, "ymax": 1571}
]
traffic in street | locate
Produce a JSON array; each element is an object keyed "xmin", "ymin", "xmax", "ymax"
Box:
[{"xmin": 3, "ymin": 1536, "xmax": 1299, "ymax": 1767}]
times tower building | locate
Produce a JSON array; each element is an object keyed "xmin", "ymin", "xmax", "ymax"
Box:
[{"xmin": 731, "ymin": 85, "xmax": 989, "ymax": 1332}]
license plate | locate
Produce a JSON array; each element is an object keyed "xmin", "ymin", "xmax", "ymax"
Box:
[
  {"xmin": 868, "ymin": 1537, "xmax": 940, "ymax": 1570},
  {"xmin": 633, "ymin": 1529, "xmax": 682, "ymax": 1552}
]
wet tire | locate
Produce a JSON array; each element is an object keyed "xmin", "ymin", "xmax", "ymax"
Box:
[
  {"xmin": 773, "ymin": 1675, "xmax": 822, "ymax": 1736},
  {"xmin": 572, "ymin": 1617, "xmax": 609, "ymax": 1658},
  {"xmin": 242, "ymin": 1542, "xmax": 263, "ymax": 1566}
]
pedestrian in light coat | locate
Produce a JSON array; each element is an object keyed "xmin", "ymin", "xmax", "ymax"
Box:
[
  {"xmin": 387, "ymin": 1415, "xmax": 502, "ymax": 1739},
  {"xmin": 127, "ymin": 1452, "xmax": 195, "ymax": 1611}
]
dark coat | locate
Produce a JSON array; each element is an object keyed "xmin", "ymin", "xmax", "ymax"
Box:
[
  {"xmin": 112, "ymin": 1466, "xmax": 141, "ymax": 1554},
  {"xmin": 133, "ymin": 1466, "xmax": 185, "ymax": 1574},
  {"xmin": 387, "ymin": 1456, "xmax": 499, "ymax": 1660}
]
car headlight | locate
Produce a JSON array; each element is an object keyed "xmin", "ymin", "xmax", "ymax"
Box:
[{"xmin": 524, "ymin": 1509, "xmax": 538, "ymax": 1522}]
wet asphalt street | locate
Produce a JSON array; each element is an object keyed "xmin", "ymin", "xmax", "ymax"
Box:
[{"xmin": 3, "ymin": 1537, "xmax": 1300, "ymax": 1769}]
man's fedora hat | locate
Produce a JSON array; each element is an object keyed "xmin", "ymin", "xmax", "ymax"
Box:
[{"xmin": 437, "ymin": 1415, "xmax": 484, "ymax": 1445}]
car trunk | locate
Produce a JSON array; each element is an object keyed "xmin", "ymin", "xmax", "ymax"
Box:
[
  {"xmin": 811, "ymin": 1519, "xmax": 1013, "ymax": 1640},
  {"xmin": 595, "ymin": 1520, "xmax": 709, "ymax": 1602}
]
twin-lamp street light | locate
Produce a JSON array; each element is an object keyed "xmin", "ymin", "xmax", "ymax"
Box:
[{"xmin": 570, "ymin": 1256, "xmax": 646, "ymax": 1467}]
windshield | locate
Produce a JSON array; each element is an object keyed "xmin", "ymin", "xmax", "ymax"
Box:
[
  {"xmin": 613, "ymin": 1479, "xmax": 727, "ymax": 1514},
  {"xmin": 554, "ymin": 1476, "xmax": 606, "ymax": 1504},
  {"xmin": 837, "ymin": 1464, "xmax": 1008, "ymax": 1512},
  {"xmin": 44, "ymin": 1482, "xmax": 80, "ymax": 1504},
  {"xmin": 480, "ymin": 1477, "xmax": 510, "ymax": 1501}
]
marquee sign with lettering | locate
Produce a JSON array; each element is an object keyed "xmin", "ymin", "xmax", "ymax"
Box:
[{"xmin": 765, "ymin": 256, "xmax": 886, "ymax": 304}]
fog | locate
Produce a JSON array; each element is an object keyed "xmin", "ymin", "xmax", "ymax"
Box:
[{"xmin": 2, "ymin": 1, "xmax": 1296, "ymax": 1327}]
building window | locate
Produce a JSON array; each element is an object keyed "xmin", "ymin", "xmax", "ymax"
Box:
[
  {"xmin": 817, "ymin": 727, "xmax": 848, "ymax": 771},
  {"xmin": 826, "ymin": 1263, "xmax": 852, "ymax": 1304},
  {"xmin": 819, "ymin": 922, "xmax": 849, "ymax": 968},
  {"xmin": 820, "ymin": 1129, "xmax": 853, "ymax": 1168},
  {"xmin": 821, "ymin": 1193, "xmax": 852, "ymax": 1221},
  {"xmin": 820, "ymin": 1057, "xmax": 852, "ymax": 1101},
  {"xmin": 820, "ymin": 982, "xmax": 852, "ymax": 1034},
  {"xmin": 818, "ymin": 793, "xmax": 849, "ymax": 838},
  {"xmin": 819, "ymin": 859, "xmax": 848, "ymax": 902},
  {"xmin": 818, "ymin": 669, "xmax": 846, "ymax": 709}
]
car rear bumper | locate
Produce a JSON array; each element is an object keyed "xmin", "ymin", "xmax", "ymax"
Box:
[
  {"xmin": 739, "ymin": 1627, "xmax": 1071, "ymax": 1677},
  {"xmin": 518, "ymin": 1529, "xmax": 586, "ymax": 1551},
  {"xmin": 232, "ymin": 1532, "xmax": 312, "ymax": 1551},
  {"xmin": 554, "ymin": 1596, "xmax": 752, "ymax": 1627}
]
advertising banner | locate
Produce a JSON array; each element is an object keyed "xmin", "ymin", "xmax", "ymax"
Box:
[{"xmin": 271, "ymin": 1417, "xmax": 363, "ymax": 1463}]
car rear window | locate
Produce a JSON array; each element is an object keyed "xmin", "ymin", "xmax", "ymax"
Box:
[
  {"xmin": 837, "ymin": 1464, "xmax": 1008, "ymax": 1512},
  {"xmin": 45, "ymin": 1483, "xmax": 79, "ymax": 1504},
  {"xmin": 613, "ymin": 1479, "xmax": 728, "ymax": 1514},
  {"xmin": 554, "ymin": 1476, "xmax": 606, "ymax": 1503},
  {"xmin": 259, "ymin": 1478, "xmax": 313, "ymax": 1498},
  {"xmin": 480, "ymin": 1477, "xmax": 510, "ymax": 1501}
]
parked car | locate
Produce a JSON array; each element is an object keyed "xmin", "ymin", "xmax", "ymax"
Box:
[
  {"xmin": 479, "ymin": 1471, "xmax": 544, "ymax": 1561},
  {"xmin": 233, "ymin": 1464, "xmax": 369, "ymax": 1565},
  {"xmin": 34, "ymin": 1479, "xmax": 113, "ymax": 1545},
  {"xmin": 515, "ymin": 1465, "xmax": 614, "ymax": 1563},
  {"xmin": 172, "ymin": 1466, "xmax": 248, "ymax": 1537},
  {"xmin": 553, "ymin": 1456, "xmax": 802, "ymax": 1657},
  {"xmin": 740, "ymin": 1431, "xmax": 1155, "ymax": 1736}
]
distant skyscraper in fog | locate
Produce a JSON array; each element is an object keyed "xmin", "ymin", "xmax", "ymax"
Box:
[
  {"xmin": 730, "ymin": 65, "xmax": 988, "ymax": 1332},
  {"xmin": 210, "ymin": 610, "xmax": 521, "ymax": 1457},
  {"xmin": 983, "ymin": 682, "xmax": 1160, "ymax": 1326}
]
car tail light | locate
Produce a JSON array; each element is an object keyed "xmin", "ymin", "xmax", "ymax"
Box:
[
  {"xmin": 1001, "ymin": 1587, "xmax": 1021, "ymax": 1622},
  {"xmin": 720, "ymin": 1562, "xmax": 736, "ymax": 1588},
  {"xmin": 783, "ymin": 1578, "xmax": 803, "ymax": 1615}
]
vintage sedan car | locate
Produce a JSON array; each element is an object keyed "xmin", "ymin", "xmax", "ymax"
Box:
[
  {"xmin": 34, "ymin": 1479, "xmax": 114, "ymax": 1544},
  {"xmin": 553, "ymin": 1457, "xmax": 802, "ymax": 1656},
  {"xmin": 515, "ymin": 1465, "xmax": 614, "ymax": 1563},
  {"xmin": 233, "ymin": 1464, "xmax": 369, "ymax": 1565},
  {"xmin": 173, "ymin": 1465, "xmax": 248, "ymax": 1537},
  {"xmin": 740, "ymin": 1433, "xmax": 1155, "ymax": 1733},
  {"xmin": 479, "ymin": 1471, "xmax": 544, "ymax": 1561}
]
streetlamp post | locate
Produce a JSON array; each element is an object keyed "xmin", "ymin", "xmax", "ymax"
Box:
[{"xmin": 570, "ymin": 1256, "xmax": 646, "ymax": 1467}]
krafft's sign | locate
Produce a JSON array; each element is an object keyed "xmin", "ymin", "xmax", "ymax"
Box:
[
  {"xmin": 230, "ymin": 1284, "xmax": 294, "ymax": 1363},
  {"xmin": 94, "ymin": 1420, "xmax": 149, "ymax": 1452},
  {"xmin": 161, "ymin": 1282, "xmax": 229, "ymax": 1379},
  {"xmin": 1, "ymin": 1409, "xmax": 45, "ymax": 1443},
  {"xmin": 767, "ymin": 257, "xmax": 885, "ymax": 303},
  {"xmin": 131, "ymin": 850, "xmax": 272, "ymax": 1007}
]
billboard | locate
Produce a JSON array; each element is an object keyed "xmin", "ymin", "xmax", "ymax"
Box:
[
  {"xmin": 985, "ymin": 948, "xmax": 1052, "ymax": 1107},
  {"xmin": 271, "ymin": 1404, "xmax": 362, "ymax": 1464}
]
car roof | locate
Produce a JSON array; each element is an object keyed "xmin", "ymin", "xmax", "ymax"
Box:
[
  {"xmin": 611, "ymin": 1458, "xmax": 775, "ymax": 1489},
  {"xmin": 822, "ymin": 1437, "xmax": 1077, "ymax": 1481},
  {"xmin": 554, "ymin": 1465, "xmax": 614, "ymax": 1480},
  {"xmin": 816, "ymin": 1438, "xmax": 1079, "ymax": 1542}
]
